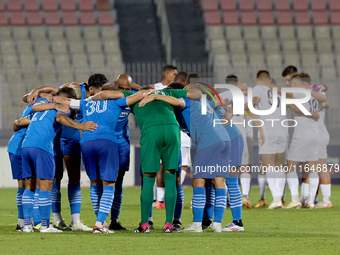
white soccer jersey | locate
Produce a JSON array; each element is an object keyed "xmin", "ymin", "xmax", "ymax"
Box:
[
  {"xmin": 154, "ymin": 82, "xmax": 167, "ymax": 90},
  {"xmin": 252, "ymin": 85, "xmax": 286, "ymax": 137},
  {"xmin": 318, "ymin": 92, "xmax": 330, "ymax": 144},
  {"xmin": 291, "ymin": 93, "xmax": 319, "ymax": 140}
]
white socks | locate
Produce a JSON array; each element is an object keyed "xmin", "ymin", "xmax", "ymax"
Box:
[
  {"xmin": 320, "ymin": 184, "xmax": 331, "ymax": 204},
  {"xmin": 157, "ymin": 187, "xmax": 165, "ymax": 202},
  {"xmin": 53, "ymin": 213, "xmax": 62, "ymax": 224},
  {"xmin": 181, "ymin": 170, "xmax": 186, "ymax": 185},
  {"xmin": 153, "ymin": 181, "xmax": 157, "ymax": 201},
  {"xmin": 240, "ymin": 173, "xmax": 251, "ymax": 198},
  {"xmin": 300, "ymin": 183, "xmax": 309, "ymax": 204},
  {"xmin": 266, "ymin": 167, "xmax": 280, "ymax": 202},
  {"xmin": 286, "ymin": 172, "xmax": 299, "ymax": 203},
  {"xmin": 308, "ymin": 172, "xmax": 319, "ymax": 205},
  {"xmin": 71, "ymin": 213, "xmax": 80, "ymax": 225},
  {"xmin": 258, "ymin": 174, "xmax": 266, "ymax": 200},
  {"xmin": 276, "ymin": 168, "xmax": 286, "ymax": 199}
]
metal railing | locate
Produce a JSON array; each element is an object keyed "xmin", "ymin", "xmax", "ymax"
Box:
[{"xmin": 154, "ymin": 0, "xmax": 172, "ymax": 64}]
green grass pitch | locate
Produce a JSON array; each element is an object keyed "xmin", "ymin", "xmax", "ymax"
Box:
[{"xmin": 0, "ymin": 186, "xmax": 339, "ymax": 255}]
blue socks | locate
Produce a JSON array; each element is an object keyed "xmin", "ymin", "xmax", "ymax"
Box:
[
  {"xmin": 174, "ymin": 185, "xmax": 184, "ymax": 220},
  {"xmin": 68, "ymin": 183, "xmax": 82, "ymax": 215},
  {"xmin": 39, "ymin": 191, "xmax": 52, "ymax": 228},
  {"xmin": 90, "ymin": 184, "xmax": 103, "ymax": 216},
  {"xmin": 22, "ymin": 189, "xmax": 34, "ymax": 226},
  {"xmin": 204, "ymin": 180, "xmax": 215, "ymax": 220},
  {"xmin": 51, "ymin": 182, "xmax": 61, "ymax": 214},
  {"xmin": 97, "ymin": 186, "xmax": 115, "ymax": 224},
  {"xmin": 226, "ymin": 177, "xmax": 242, "ymax": 221},
  {"xmin": 214, "ymin": 188, "xmax": 227, "ymax": 223},
  {"xmin": 110, "ymin": 182, "xmax": 123, "ymax": 220},
  {"xmin": 192, "ymin": 187, "xmax": 206, "ymax": 223},
  {"xmin": 33, "ymin": 187, "xmax": 41, "ymax": 226},
  {"xmin": 17, "ymin": 187, "xmax": 25, "ymax": 223}
]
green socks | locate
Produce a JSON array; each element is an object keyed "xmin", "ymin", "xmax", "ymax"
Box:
[
  {"xmin": 163, "ymin": 172, "xmax": 177, "ymax": 224},
  {"xmin": 140, "ymin": 175, "xmax": 155, "ymax": 225}
]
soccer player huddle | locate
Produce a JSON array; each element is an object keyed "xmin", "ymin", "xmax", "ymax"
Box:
[{"xmin": 8, "ymin": 64, "xmax": 331, "ymax": 234}]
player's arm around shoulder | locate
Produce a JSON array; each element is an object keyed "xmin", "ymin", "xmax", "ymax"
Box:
[
  {"xmin": 55, "ymin": 112, "xmax": 98, "ymax": 131},
  {"xmin": 87, "ymin": 91, "xmax": 125, "ymax": 101},
  {"xmin": 13, "ymin": 116, "xmax": 30, "ymax": 132},
  {"xmin": 138, "ymin": 94, "xmax": 185, "ymax": 108}
]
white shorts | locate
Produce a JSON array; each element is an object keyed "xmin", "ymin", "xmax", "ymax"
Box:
[
  {"xmin": 259, "ymin": 135, "xmax": 286, "ymax": 155},
  {"xmin": 287, "ymin": 138, "xmax": 319, "ymax": 162},
  {"xmin": 181, "ymin": 147, "xmax": 191, "ymax": 166},
  {"xmin": 318, "ymin": 140, "xmax": 328, "ymax": 159}
]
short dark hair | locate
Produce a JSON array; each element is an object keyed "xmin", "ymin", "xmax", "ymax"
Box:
[
  {"xmin": 187, "ymin": 73, "xmax": 200, "ymax": 85},
  {"xmin": 56, "ymin": 87, "xmax": 76, "ymax": 99},
  {"xmin": 163, "ymin": 65, "xmax": 177, "ymax": 73},
  {"xmin": 140, "ymin": 85, "xmax": 153, "ymax": 91},
  {"xmin": 174, "ymin": 72, "xmax": 188, "ymax": 83},
  {"xmin": 102, "ymin": 82, "xmax": 118, "ymax": 91},
  {"xmin": 87, "ymin": 73, "xmax": 108, "ymax": 89},
  {"xmin": 166, "ymin": 82, "xmax": 185, "ymax": 90},
  {"xmin": 290, "ymin": 73, "xmax": 304, "ymax": 83},
  {"xmin": 282, "ymin": 65, "xmax": 298, "ymax": 77},
  {"xmin": 225, "ymin": 74, "xmax": 238, "ymax": 85},
  {"xmin": 257, "ymin": 70, "xmax": 270, "ymax": 79},
  {"xmin": 299, "ymin": 73, "xmax": 312, "ymax": 83}
]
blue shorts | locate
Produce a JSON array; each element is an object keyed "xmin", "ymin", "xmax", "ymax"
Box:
[
  {"xmin": 193, "ymin": 141, "xmax": 231, "ymax": 179},
  {"xmin": 118, "ymin": 142, "xmax": 130, "ymax": 172},
  {"xmin": 81, "ymin": 139, "xmax": 119, "ymax": 182},
  {"xmin": 22, "ymin": 147, "xmax": 55, "ymax": 180},
  {"xmin": 9, "ymin": 153, "xmax": 23, "ymax": 180},
  {"xmin": 61, "ymin": 136, "xmax": 81, "ymax": 158},
  {"xmin": 229, "ymin": 135, "xmax": 244, "ymax": 168}
]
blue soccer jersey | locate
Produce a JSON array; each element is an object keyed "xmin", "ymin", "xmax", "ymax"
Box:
[
  {"xmin": 215, "ymin": 106, "xmax": 242, "ymax": 141},
  {"xmin": 79, "ymin": 98, "xmax": 128, "ymax": 145},
  {"xmin": 115, "ymin": 106, "xmax": 131, "ymax": 144},
  {"xmin": 7, "ymin": 104, "xmax": 34, "ymax": 155},
  {"xmin": 22, "ymin": 98, "xmax": 69, "ymax": 155}
]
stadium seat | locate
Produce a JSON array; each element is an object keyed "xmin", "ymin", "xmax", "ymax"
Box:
[
  {"xmin": 69, "ymin": 40, "xmax": 85, "ymax": 54},
  {"xmin": 0, "ymin": 41, "xmax": 16, "ymax": 55},
  {"xmin": 7, "ymin": 0, "xmax": 22, "ymax": 11},
  {"xmin": 107, "ymin": 54, "xmax": 123, "ymax": 67},
  {"xmin": 231, "ymin": 54, "xmax": 247, "ymax": 67},
  {"xmin": 228, "ymin": 39, "xmax": 245, "ymax": 54},
  {"xmin": 17, "ymin": 41, "xmax": 33, "ymax": 55},
  {"xmin": 275, "ymin": 0, "xmax": 290, "ymax": 11},
  {"xmin": 48, "ymin": 27, "xmax": 64, "ymax": 40},
  {"xmin": 65, "ymin": 26, "xmax": 82, "ymax": 41},
  {"xmin": 33, "ymin": 41, "xmax": 50, "ymax": 55},
  {"xmin": 20, "ymin": 55, "xmax": 36, "ymax": 71},
  {"xmin": 213, "ymin": 54, "xmax": 230, "ymax": 66},
  {"xmin": 225, "ymin": 26, "xmax": 242, "ymax": 39},
  {"xmin": 299, "ymin": 40, "xmax": 315, "ymax": 53},
  {"xmin": 2, "ymin": 55, "xmax": 20, "ymax": 69},
  {"xmin": 247, "ymin": 40, "xmax": 262, "ymax": 53},
  {"xmin": 279, "ymin": 26, "xmax": 295, "ymax": 39},
  {"xmin": 319, "ymin": 54, "xmax": 335, "ymax": 67},
  {"xmin": 223, "ymin": 12, "xmax": 239, "ymax": 26},
  {"xmin": 277, "ymin": 12, "xmax": 293, "ymax": 25},
  {"xmin": 103, "ymin": 40, "xmax": 120, "ymax": 54},
  {"xmin": 61, "ymin": 0, "xmax": 76, "ymax": 12},
  {"xmin": 0, "ymin": 1, "xmax": 4, "ymax": 11},
  {"xmin": 282, "ymin": 40, "xmax": 298, "ymax": 53},
  {"xmin": 329, "ymin": 0, "xmax": 340, "ymax": 11},
  {"xmin": 101, "ymin": 26, "xmax": 118, "ymax": 40},
  {"xmin": 95, "ymin": 0, "xmax": 111, "ymax": 11},
  {"xmin": 311, "ymin": 0, "xmax": 326, "ymax": 11},
  {"xmin": 24, "ymin": 0, "xmax": 39, "ymax": 12},
  {"xmin": 45, "ymin": 12, "xmax": 61, "ymax": 26},
  {"xmin": 261, "ymin": 26, "xmax": 277, "ymax": 39},
  {"xmin": 41, "ymin": 73, "xmax": 58, "ymax": 85},
  {"xmin": 72, "ymin": 54, "xmax": 89, "ymax": 71},
  {"xmin": 0, "ymin": 12, "xmax": 7, "ymax": 25},
  {"xmin": 220, "ymin": 0, "xmax": 236, "ymax": 11},
  {"xmin": 239, "ymin": 0, "xmax": 254, "ymax": 11},
  {"xmin": 206, "ymin": 26, "xmax": 224, "ymax": 40},
  {"xmin": 30, "ymin": 27, "xmax": 47, "ymax": 40},
  {"xmin": 51, "ymin": 41, "xmax": 68, "ymax": 54},
  {"xmin": 202, "ymin": 0, "xmax": 218, "ymax": 12},
  {"xmin": 80, "ymin": 13, "xmax": 96, "ymax": 26},
  {"xmin": 313, "ymin": 12, "xmax": 328, "ymax": 26},
  {"xmin": 257, "ymin": 0, "xmax": 272, "ymax": 11},
  {"xmin": 10, "ymin": 12, "xmax": 25, "ymax": 26},
  {"xmin": 37, "ymin": 55, "xmax": 54, "ymax": 71},
  {"xmin": 42, "ymin": 0, "xmax": 58, "ymax": 12},
  {"xmin": 249, "ymin": 54, "xmax": 266, "ymax": 68},
  {"xmin": 301, "ymin": 54, "xmax": 317, "ymax": 67},
  {"xmin": 205, "ymin": 12, "xmax": 221, "ymax": 26},
  {"xmin": 79, "ymin": 0, "xmax": 94, "ymax": 12},
  {"xmin": 209, "ymin": 40, "xmax": 227, "ymax": 54},
  {"xmin": 89, "ymin": 54, "xmax": 106, "ymax": 71},
  {"xmin": 316, "ymin": 39, "xmax": 332, "ymax": 53},
  {"xmin": 55, "ymin": 55, "xmax": 71, "ymax": 73},
  {"xmin": 296, "ymin": 26, "xmax": 312, "ymax": 39},
  {"xmin": 75, "ymin": 72, "xmax": 91, "ymax": 82},
  {"xmin": 86, "ymin": 41, "xmax": 102, "ymax": 54},
  {"xmin": 58, "ymin": 70, "xmax": 74, "ymax": 84},
  {"xmin": 243, "ymin": 26, "xmax": 259, "ymax": 39},
  {"xmin": 321, "ymin": 67, "xmax": 337, "ymax": 79},
  {"xmin": 267, "ymin": 54, "xmax": 283, "ymax": 68},
  {"xmin": 264, "ymin": 39, "xmax": 280, "ymax": 53},
  {"xmin": 98, "ymin": 13, "xmax": 115, "ymax": 26},
  {"xmin": 13, "ymin": 27, "xmax": 29, "ymax": 40},
  {"xmin": 241, "ymin": 13, "xmax": 257, "ymax": 26},
  {"xmin": 331, "ymin": 12, "xmax": 340, "ymax": 25},
  {"xmin": 63, "ymin": 12, "xmax": 78, "ymax": 25},
  {"xmin": 334, "ymin": 39, "xmax": 340, "ymax": 51},
  {"xmin": 316, "ymin": 26, "xmax": 331, "ymax": 40},
  {"xmin": 293, "ymin": 0, "xmax": 308, "ymax": 11},
  {"xmin": 295, "ymin": 12, "xmax": 310, "ymax": 26},
  {"xmin": 284, "ymin": 54, "xmax": 300, "ymax": 67},
  {"xmin": 259, "ymin": 12, "xmax": 274, "ymax": 26},
  {"xmin": 83, "ymin": 27, "xmax": 100, "ymax": 40},
  {"xmin": 27, "ymin": 12, "xmax": 43, "ymax": 26}
]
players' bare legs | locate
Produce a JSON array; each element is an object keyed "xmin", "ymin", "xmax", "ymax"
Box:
[
  {"xmin": 286, "ymin": 160, "xmax": 301, "ymax": 208},
  {"xmin": 156, "ymin": 164, "xmax": 165, "ymax": 209},
  {"xmin": 256, "ymin": 166, "xmax": 267, "ymax": 208},
  {"xmin": 274, "ymin": 152, "xmax": 286, "ymax": 205}
]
